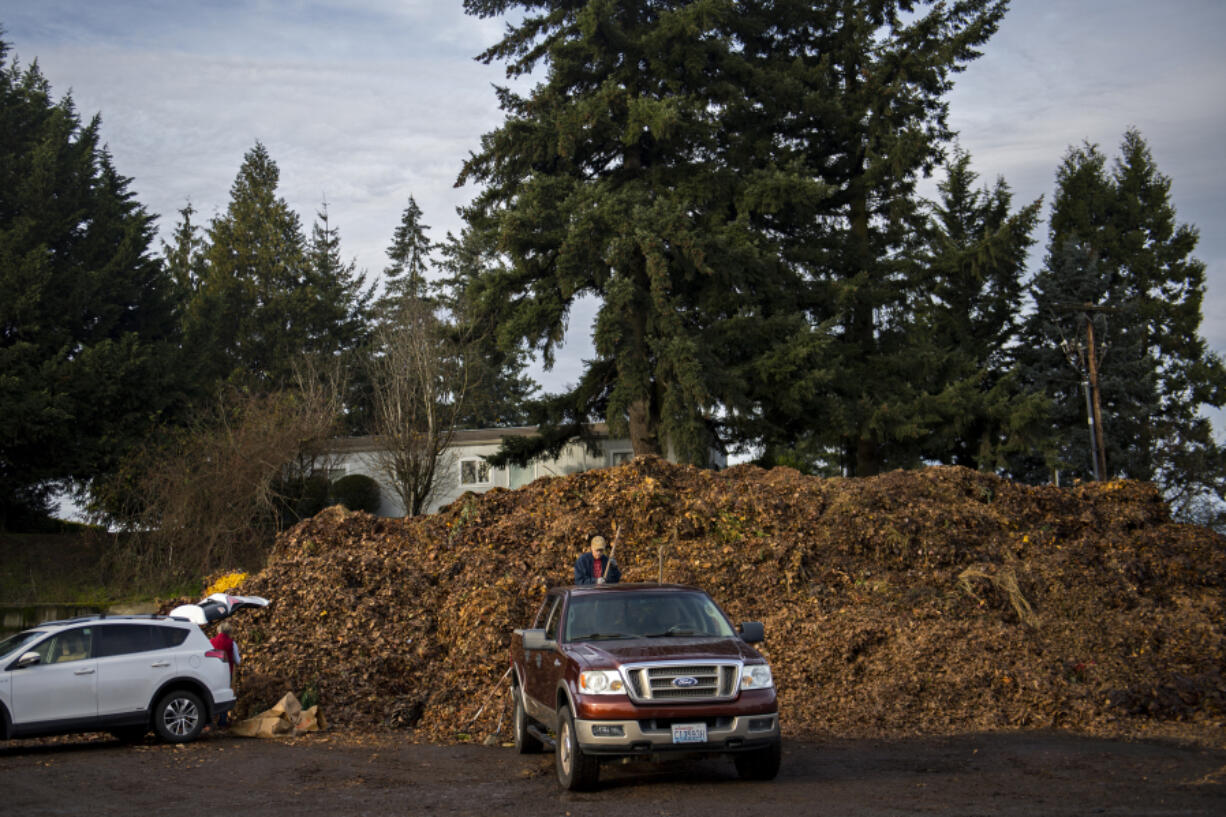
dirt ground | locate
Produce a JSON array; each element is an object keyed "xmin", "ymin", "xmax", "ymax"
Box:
[{"xmin": 4, "ymin": 730, "xmax": 1224, "ymax": 816}]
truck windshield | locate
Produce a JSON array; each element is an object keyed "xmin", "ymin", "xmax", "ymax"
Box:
[{"xmin": 564, "ymin": 592, "xmax": 737, "ymax": 642}]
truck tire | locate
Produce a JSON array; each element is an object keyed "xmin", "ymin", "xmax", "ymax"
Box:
[
  {"xmin": 513, "ymin": 688, "xmax": 543, "ymax": 754},
  {"xmin": 556, "ymin": 705, "xmax": 599, "ymax": 791},
  {"xmin": 734, "ymin": 738, "xmax": 782, "ymax": 781}
]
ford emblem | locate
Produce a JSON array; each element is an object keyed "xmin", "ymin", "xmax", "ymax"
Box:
[{"xmin": 673, "ymin": 676, "xmax": 699, "ymax": 688}]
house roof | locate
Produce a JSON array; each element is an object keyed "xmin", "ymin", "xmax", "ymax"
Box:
[{"xmin": 318, "ymin": 423, "xmax": 614, "ymax": 454}]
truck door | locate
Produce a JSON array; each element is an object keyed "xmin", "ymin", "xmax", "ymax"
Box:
[{"xmin": 524, "ymin": 595, "xmax": 563, "ymax": 721}]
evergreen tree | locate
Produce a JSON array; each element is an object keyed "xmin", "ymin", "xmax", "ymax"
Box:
[
  {"xmin": 737, "ymin": 0, "xmax": 1009, "ymax": 476},
  {"xmin": 162, "ymin": 202, "xmax": 208, "ymax": 305},
  {"xmin": 1018, "ymin": 130, "xmax": 1226, "ymax": 512},
  {"xmin": 435, "ymin": 225, "xmax": 538, "ymax": 429},
  {"xmin": 911, "ymin": 147, "xmax": 1045, "ymax": 470},
  {"xmin": 307, "ymin": 201, "xmax": 376, "ymax": 434},
  {"xmin": 459, "ymin": 0, "xmax": 830, "ymax": 464},
  {"xmin": 0, "ymin": 39, "xmax": 181, "ymax": 526},
  {"xmin": 306, "ymin": 200, "xmax": 374, "ymax": 353},
  {"xmin": 378, "ymin": 195, "xmax": 437, "ymax": 314},
  {"xmin": 182, "ymin": 143, "xmax": 368, "ymax": 390}
]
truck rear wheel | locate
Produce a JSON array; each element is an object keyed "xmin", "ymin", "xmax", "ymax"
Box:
[
  {"xmin": 513, "ymin": 688, "xmax": 543, "ymax": 754},
  {"xmin": 734, "ymin": 738, "xmax": 782, "ymax": 781},
  {"xmin": 556, "ymin": 706, "xmax": 599, "ymax": 791}
]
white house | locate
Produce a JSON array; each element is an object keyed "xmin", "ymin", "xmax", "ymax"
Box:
[{"xmin": 318, "ymin": 425, "xmax": 725, "ymax": 517}]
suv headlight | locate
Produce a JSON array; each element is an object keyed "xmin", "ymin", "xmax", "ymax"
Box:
[
  {"xmin": 579, "ymin": 669, "xmax": 625, "ymax": 695},
  {"xmin": 741, "ymin": 664, "xmax": 774, "ymax": 690}
]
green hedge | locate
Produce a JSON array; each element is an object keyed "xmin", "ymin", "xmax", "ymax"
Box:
[{"xmin": 330, "ymin": 474, "xmax": 381, "ymax": 514}]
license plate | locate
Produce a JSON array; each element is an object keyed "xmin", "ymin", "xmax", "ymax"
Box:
[{"xmin": 671, "ymin": 722, "xmax": 707, "ymax": 744}]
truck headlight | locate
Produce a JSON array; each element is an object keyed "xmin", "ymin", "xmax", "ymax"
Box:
[
  {"xmin": 579, "ymin": 670, "xmax": 625, "ymax": 695},
  {"xmin": 741, "ymin": 664, "xmax": 773, "ymax": 690}
]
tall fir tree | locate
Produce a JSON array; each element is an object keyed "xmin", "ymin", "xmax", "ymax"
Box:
[
  {"xmin": 181, "ymin": 142, "xmax": 368, "ymax": 390},
  {"xmin": 459, "ymin": 0, "xmax": 831, "ymax": 464},
  {"xmin": 735, "ymin": 0, "xmax": 1009, "ymax": 476},
  {"xmin": 1018, "ymin": 130, "xmax": 1225, "ymax": 512},
  {"xmin": 306, "ymin": 200, "xmax": 374, "ymax": 354},
  {"xmin": 911, "ymin": 147, "xmax": 1045, "ymax": 470},
  {"xmin": 435, "ymin": 224, "xmax": 538, "ymax": 429},
  {"xmin": 378, "ymin": 195, "xmax": 437, "ymax": 315},
  {"xmin": 0, "ymin": 39, "xmax": 182, "ymax": 526}
]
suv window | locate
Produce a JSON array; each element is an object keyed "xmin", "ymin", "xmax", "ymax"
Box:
[
  {"xmin": 155, "ymin": 625, "xmax": 191, "ymax": 648},
  {"xmin": 33, "ymin": 627, "xmax": 94, "ymax": 664},
  {"xmin": 96, "ymin": 624, "xmax": 158, "ymax": 657}
]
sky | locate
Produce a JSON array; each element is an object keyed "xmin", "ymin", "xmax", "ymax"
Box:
[{"xmin": 1, "ymin": 0, "xmax": 1224, "ymax": 407}]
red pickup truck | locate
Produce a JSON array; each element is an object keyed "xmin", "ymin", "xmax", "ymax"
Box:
[{"xmin": 509, "ymin": 583, "xmax": 781, "ymax": 790}]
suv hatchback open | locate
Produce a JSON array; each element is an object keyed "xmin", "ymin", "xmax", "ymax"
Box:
[{"xmin": 1, "ymin": 614, "xmax": 236, "ymax": 744}]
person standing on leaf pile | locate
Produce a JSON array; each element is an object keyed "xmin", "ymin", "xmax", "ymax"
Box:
[
  {"xmin": 574, "ymin": 535, "xmax": 621, "ymax": 585},
  {"xmin": 210, "ymin": 622, "xmax": 241, "ymax": 727}
]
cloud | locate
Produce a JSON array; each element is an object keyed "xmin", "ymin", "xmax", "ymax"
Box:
[{"xmin": 3, "ymin": 0, "xmax": 1223, "ymax": 396}]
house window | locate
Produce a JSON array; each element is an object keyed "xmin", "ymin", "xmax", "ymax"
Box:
[
  {"xmin": 460, "ymin": 458, "xmax": 491, "ymax": 486},
  {"xmin": 611, "ymin": 451, "xmax": 633, "ymax": 466}
]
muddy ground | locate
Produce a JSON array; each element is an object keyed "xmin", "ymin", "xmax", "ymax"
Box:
[{"xmin": 4, "ymin": 730, "xmax": 1224, "ymax": 816}]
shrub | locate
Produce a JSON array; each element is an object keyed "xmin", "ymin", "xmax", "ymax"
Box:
[{"xmin": 331, "ymin": 474, "xmax": 381, "ymax": 514}]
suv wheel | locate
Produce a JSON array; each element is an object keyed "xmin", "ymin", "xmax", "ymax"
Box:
[
  {"xmin": 734, "ymin": 738, "xmax": 782, "ymax": 781},
  {"xmin": 513, "ymin": 688, "xmax": 543, "ymax": 754},
  {"xmin": 556, "ymin": 705, "xmax": 599, "ymax": 791},
  {"xmin": 154, "ymin": 690, "xmax": 206, "ymax": 743}
]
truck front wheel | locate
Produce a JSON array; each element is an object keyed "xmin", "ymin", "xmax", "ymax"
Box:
[
  {"xmin": 556, "ymin": 706, "xmax": 599, "ymax": 791},
  {"xmin": 734, "ymin": 738, "xmax": 782, "ymax": 781},
  {"xmin": 513, "ymin": 688, "xmax": 543, "ymax": 754}
]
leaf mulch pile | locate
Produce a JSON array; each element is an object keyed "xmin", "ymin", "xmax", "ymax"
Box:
[{"xmin": 210, "ymin": 457, "xmax": 1225, "ymax": 746}]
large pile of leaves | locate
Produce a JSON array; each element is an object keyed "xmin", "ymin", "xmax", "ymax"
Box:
[{"xmin": 223, "ymin": 458, "xmax": 1225, "ymax": 744}]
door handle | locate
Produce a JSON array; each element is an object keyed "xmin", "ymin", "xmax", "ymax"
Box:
[
  {"xmin": 74, "ymin": 668, "xmax": 95, "ymax": 675},
  {"xmin": 151, "ymin": 661, "xmax": 171, "ymax": 668}
]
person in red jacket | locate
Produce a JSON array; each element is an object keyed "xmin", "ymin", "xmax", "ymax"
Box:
[{"xmin": 209, "ymin": 622, "xmax": 241, "ymax": 726}]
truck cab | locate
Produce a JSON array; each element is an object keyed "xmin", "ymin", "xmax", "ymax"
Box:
[{"xmin": 509, "ymin": 583, "xmax": 781, "ymax": 790}]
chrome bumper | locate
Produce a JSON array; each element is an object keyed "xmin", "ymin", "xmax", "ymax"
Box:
[{"xmin": 574, "ymin": 713, "xmax": 779, "ymax": 754}]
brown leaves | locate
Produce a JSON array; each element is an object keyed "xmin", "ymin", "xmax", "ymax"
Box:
[{"xmin": 219, "ymin": 458, "xmax": 1224, "ymax": 744}]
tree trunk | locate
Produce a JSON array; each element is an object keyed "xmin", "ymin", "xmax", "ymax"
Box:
[
  {"xmin": 628, "ymin": 398, "xmax": 661, "ymax": 457},
  {"xmin": 848, "ymin": 163, "xmax": 880, "ymax": 477}
]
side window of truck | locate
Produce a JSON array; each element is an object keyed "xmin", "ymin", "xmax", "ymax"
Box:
[
  {"xmin": 543, "ymin": 597, "xmax": 563, "ymax": 641},
  {"xmin": 532, "ymin": 595, "xmax": 557, "ymax": 629}
]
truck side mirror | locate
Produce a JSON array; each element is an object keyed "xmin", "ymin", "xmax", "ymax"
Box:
[
  {"xmin": 522, "ymin": 629, "xmax": 556, "ymax": 651},
  {"xmin": 738, "ymin": 621, "xmax": 765, "ymax": 643}
]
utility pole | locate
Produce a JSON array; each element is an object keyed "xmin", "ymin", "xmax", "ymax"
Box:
[{"xmin": 1056, "ymin": 303, "xmax": 1112, "ymax": 481}]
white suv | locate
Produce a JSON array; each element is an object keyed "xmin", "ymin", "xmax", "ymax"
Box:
[{"xmin": 0, "ymin": 615, "xmax": 234, "ymax": 743}]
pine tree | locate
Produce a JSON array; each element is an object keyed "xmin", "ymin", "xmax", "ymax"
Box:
[
  {"xmin": 0, "ymin": 39, "xmax": 181, "ymax": 526},
  {"xmin": 305, "ymin": 200, "xmax": 374, "ymax": 354},
  {"xmin": 435, "ymin": 225, "xmax": 538, "ymax": 429},
  {"xmin": 735, "ymin": 0, "xmax": 1009, "ymax": 476},
  {"xmin": 183, "ymin": 143, "xmax": 368, "ymax": 390},
  {"xmin": 162, "ymin": 202, "xmax": 209, "ymax": 311},
  {"xmin": 378, "ymin": 195, "xmax": 436, "ymax": 314},
  {"xmin": 459, "ymin": 0, "xmax": 830, "ymax": 464},
  {"xmin": 910, "ymin": 147, "xmax": 1045, "ymax": 470},
  {"xmin": 1018, "ymin": 130, "xmax": 1226, "ymax": 512}
]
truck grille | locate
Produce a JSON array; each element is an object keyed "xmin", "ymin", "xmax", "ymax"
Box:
[{"xmin": 622, "ymin": 662, "xmax": 741, "ymax": 702}]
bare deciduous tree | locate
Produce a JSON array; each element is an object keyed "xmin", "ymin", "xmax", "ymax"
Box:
[
  {"xmin": 369, "ymin": 297, "xmax": 471, "ymax": 516},
  {"xmin": 100, "ymin": 358, "xmax": 346, "ymax": 581}
]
